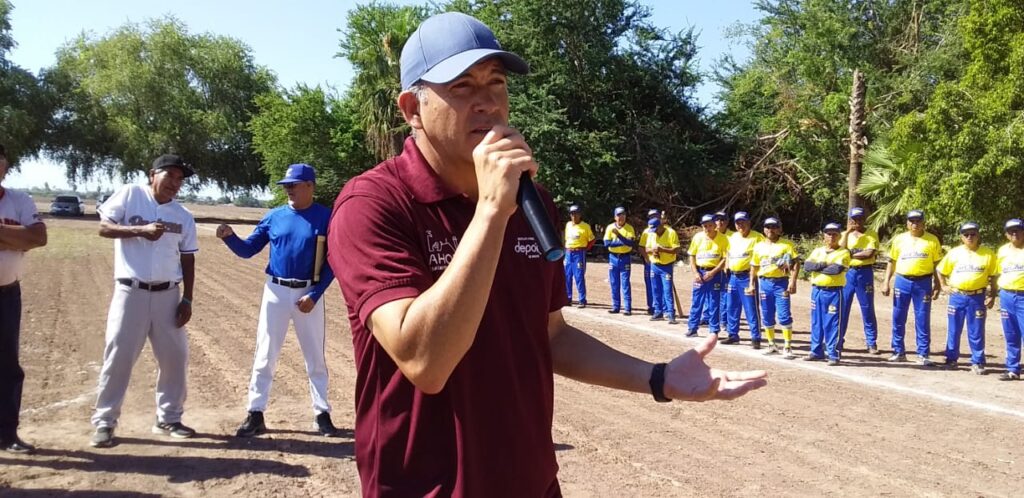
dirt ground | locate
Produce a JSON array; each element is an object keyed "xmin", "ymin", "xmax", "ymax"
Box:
[{"xmin": 3, "ymin": 214, "xmax": 1023, "ymax": 497}]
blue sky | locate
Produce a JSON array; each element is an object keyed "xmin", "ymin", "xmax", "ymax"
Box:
[{"xmin": 5, "ymin": 0, "xmax": 761, "ymax": 194}]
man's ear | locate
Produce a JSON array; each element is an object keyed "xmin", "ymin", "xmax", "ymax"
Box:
[{"xmin": 397, "ymin": 91, "xmax": 423, "ymax": 131}]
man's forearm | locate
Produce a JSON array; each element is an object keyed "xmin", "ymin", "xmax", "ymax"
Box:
[
  {"xmin": 884, "ymin": 262, "xmax": 895, "ymax": 283},
  {"xmin": 180, "ymin": 254, "xmax": 195, "ymax": 301},
  {"xmin": 375, "ymin": 206, "xmax": 510, "ymax": 393},
  {"xmin": 0, "ymin": 224, "xmax": 46, "ymax": 250},
  {"xmin": 549, "ymin": 313, "xmax": 652, "ymax": 394},
  {"xmin": 99, "ymin": 220, "xmax": 144, "ymax": 239}
]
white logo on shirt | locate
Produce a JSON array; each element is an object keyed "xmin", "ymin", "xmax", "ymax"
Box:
[
  {"xmin": 426, "ymin": 230, "xmax": 459, "ymax": 272},
  {"xmin": 514, "ymin": 237, "xmax": 541, "ymax": 259}
]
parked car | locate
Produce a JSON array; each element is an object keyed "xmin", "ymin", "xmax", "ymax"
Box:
[{"xmin": 50, "ymin": 195, "xmax": 86, "ymax": 216}]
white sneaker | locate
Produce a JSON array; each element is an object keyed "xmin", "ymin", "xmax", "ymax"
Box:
[
  {"xmin": 916, "ymin": 355, "xmax": 935, "ymax": 367},
  {"xmin": 783, "ymin": 347, "xmax": 795, "ymax": 359},
  {"xmin": 763, "ymin": 343, "xmax": 780, "ymax": 355}
]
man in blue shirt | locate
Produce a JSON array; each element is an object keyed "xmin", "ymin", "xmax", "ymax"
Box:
[{"xmin": 216, "ymin": 164, "xmax": 340, "ymax": 437}]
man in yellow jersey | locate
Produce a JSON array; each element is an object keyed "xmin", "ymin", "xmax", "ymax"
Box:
[
  {"xmin": 802, "ymin": 223, "xmax": 852, "ymax": 365},
  {"xmin": 645, "ymin": 217, "xmax": 681, "ymax": 324},
  {"xmin": 638, "ymin": 208, "xmax": 662, "ymax": 315},
  {"xmin": 603, "ymin": 207, "xmax": 636, "ymax": 315},
  {"xmin": 839, "ymin": 207, "xmax": 880, "ymax": 354},
  {"xmin": 996, "ymin": 218, "xmax": 1024, "ymax": 380},
  {"xmin": 687, "ymin": 214, "xmax": 728, "ymax": 337},
  {"xmin": 749, "ymin": 217, "xmax": 801, "ymax": 358},
  {"xmin": 711, "ymin": 211, "xmax": 733, "ymax": 330},
  {"xmin": 936, "ymin": 222, "xmax": 997, "ymax": 374},
  {"xmin": 564, "ymin": 205, "xmax": 595, "ymax": 308},
  {"xmin": 881, "ymin": 210, "xmax": 943, "ymax": 366},
  {"xmin": 724, "ymin": 212, "xmax": 764, "ymax": 346}
]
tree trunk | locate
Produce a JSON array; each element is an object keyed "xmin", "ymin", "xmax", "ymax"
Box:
[{"xmin": 848, "ymin": 69, "xmax": 867, "ymax": 211}]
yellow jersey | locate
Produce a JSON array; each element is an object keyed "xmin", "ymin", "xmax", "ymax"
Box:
[
  {"xmin": 645, "ymin": 227, "xmax": 680, "ymax": 265},
  {"xmin": 752, "ymin": 238, "xmax": 800, "ymax": 278},
  {"xmin": 687, "ymin": 231, "xmax": 729, "ymax": 269},
  {"xmin": 727, "ymin": 230, "xmax": 765, "ymax": 272},
  {"xmin": 564, "ymin": 221, "xmax": 595, "ymax": 250},
  {"xmin": 996, "ymin": 243, "xmax": 1024, "ymax": 291},
  {"xmin": 937, "ymin": 245, "xmax": 997, "ymax": 291},
  {"xmin": 603, "ymin": 222, "xmax": 636, "ymax": 254},
  {"xmin": 888, "ymin": 231, "xmax": 943, "ymax": 276},
  {"xmin": 805, "ymin": 246, "xmax": 851, "ymax": 287},
  {"xmin": 846, "ymin": 229, "xmax": 880, "ymax": 267}
]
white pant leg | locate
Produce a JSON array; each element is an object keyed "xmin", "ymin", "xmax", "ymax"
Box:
[
  {"xmin": 92, "ymin": 285, "xmax": 152, "ymax": 428},
  {"xmin": 148, "ymin": 286, "xmax": 189, "ymax": 424},
  {"xmin": 291, "ymin": 292, "xmax": 330, "ymax": 414},
  {"xmin": 246, "ymin": 280, "xmax": 291, "ymax": 412}
]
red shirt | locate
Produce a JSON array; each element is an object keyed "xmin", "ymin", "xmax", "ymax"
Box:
[{"xmin": 329, "ymin": 137, "xmax": 568, "ymax": 497}]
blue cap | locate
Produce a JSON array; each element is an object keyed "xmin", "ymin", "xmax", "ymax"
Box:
[
  {"xmin": 277, "ymin": 163, "xmax": 316, "ymax": 185},
  {"xmin": 1006, "ymin": 219, "xmax": 1023, "ymax": 231},
  {"xmin": 713, "ymin": 211, "xmax": 727, "ymax": 221},
  {"xmin": 700, "ymin": 214, "xmax": 715, "ymax": 224},
  {"xmin": 907, "ymin": 209, "xmax": 924, "ymax": 220},
  {"xmin": 647, "ymin": 208, "xmax": 660, "ymax": 217},
  {"xmin": 648, "ymin": 217, "xmax": 661, "ymax": 228},
  {"xmin": 400, "ymin": 12, "xmax": 529, "ymax": 91},
  {"xmin": 959, "ymin": 222, "xmax": 980, "ymax": 233},
  {"xmin": 613, "ymin": 206, "xmax": 626, "ymax": 216},
  {"xmin": 849, "ymin": 207, "xmax": 865, "ymax": 218},
  {"xmin": 764, "ymin": 217, "xmax": 781, "ymax": 227},
  {"xmin": 823, "ymin": 222, "xmax": 842, "ymax": 233},
  {"xmin": 734, "ymin": 211, "xmax": 750, "ymax": 222},
  {"xmin": 568, "ymin": 205, "xmax": 580, "ymax": 213}
]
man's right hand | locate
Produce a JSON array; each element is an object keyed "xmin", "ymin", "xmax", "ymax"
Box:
[
  {"xmin": 881, "ymin": 283, "xmax": 891, "ymax": 297},
  {"xmin": 472, "ymin": 125, "xmax": 539, "ymax": 218},
  {"xmin": 216, "ymin": 224, "xmax": 234, "ymax": 239},
  {"xmin": 139, "ymin": 222, "xmax": 166, "ymax": 241}
]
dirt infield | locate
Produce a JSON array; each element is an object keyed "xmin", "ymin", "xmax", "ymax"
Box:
[{"xmin": 3, "ymin": 217, "xmax": 1023, "ymax": 497}]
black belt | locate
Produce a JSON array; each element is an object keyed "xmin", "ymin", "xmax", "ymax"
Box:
[
  {"xmin": 117, "ymin": 278, "xmax": 177, "ymax": 291},
  {"xmin": 760, "ymin": 276, "xmax": 789, "ymax": 281},
  {"xmin": 813, "ymin": 285, "xmax": 844, "ymax": 290},
  {"xmin": 271, "ymin": 276, "xmax": 310, "ymax": 289},
  {"xmin": 898, "ymin": 274, "xmax": 932, "ymax": 281}
]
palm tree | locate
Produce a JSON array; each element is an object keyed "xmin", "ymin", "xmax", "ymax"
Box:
[
  {"xmin": 857, "ymin": 140, "xmax": 919, "ymax": 235},
  {"xmin": 338, "ymin": 4, "xmax": 430, "ymax": 161}
]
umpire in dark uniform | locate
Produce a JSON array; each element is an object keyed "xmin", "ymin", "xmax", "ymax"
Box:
[{"xmin": 0, "ymin": 144, "xmax": 49, "ymax": 453}]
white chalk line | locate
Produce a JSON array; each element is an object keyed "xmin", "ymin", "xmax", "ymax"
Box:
[
  {"xmin": 563, "ymin": 308, "xmax": 1024, "ymax": 420},
  {"xmin": 21, "ymin": 388, "xmax": 97, "ymax": 416}
]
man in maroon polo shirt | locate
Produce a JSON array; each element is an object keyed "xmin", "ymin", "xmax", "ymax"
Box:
[{"xmin": 328, "ymin": 12, "xmax": 768, "ymax": 497}]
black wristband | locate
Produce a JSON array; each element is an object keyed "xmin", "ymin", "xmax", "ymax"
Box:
[{"xmin": 649, "ymin": 363, "xmax": 671, "ymax": 403}]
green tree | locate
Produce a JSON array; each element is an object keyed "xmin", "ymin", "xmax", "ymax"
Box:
[
  {"xmin": 338, "ymin": 3, "xmax": 430, "ymax": 161},
  {"xmin": 0, "ymin": 0, "xmax": 51, "ymax": 166},
  {"xmin": 886, "ymin": 0, "xmax": 1024, "ymax": 239},
  {"xmin": 715, "ymin": 0, "xmax": 967, "ymax": 230},
  {"xmin": 42, "ymin": 17, "xmax": 276, "ymax": 189},
  {"xmin": 250, "ymin": 85, "xmax": 373, "ymax": 206}
]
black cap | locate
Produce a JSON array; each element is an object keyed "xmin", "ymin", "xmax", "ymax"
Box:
[{"xmin": 152, "ymin": 154, "xmax": 195, "ymax": 178}]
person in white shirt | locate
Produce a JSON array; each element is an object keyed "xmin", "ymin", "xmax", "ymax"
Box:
[
  {"xmin": 0, "ymin": 144, "xmax": 48, "ymax": 454},
  {"xmin": 89, "ymin": 154, "xmax": 199, "ymax": 448}
]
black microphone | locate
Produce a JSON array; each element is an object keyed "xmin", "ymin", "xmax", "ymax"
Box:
[{"xmin": 517, "ymin": 172, "xmax": 564, "ymax": 262}]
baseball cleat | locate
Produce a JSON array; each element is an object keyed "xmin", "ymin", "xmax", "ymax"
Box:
[
  {"xmin": 763, "ymin": 344, "xmax": 779, "ymax": 355},
  {"xmin": 802, "ymin": 355, "xmax": 824, "ymax": 362},
  {"xmin": 887, "ymin": 354, "xmax": 907, "ymax": 363},
  {"xmin": 751, "ymin": 339, "xmax": 762, "ymax": 350},
  {"xmin": 90, "ymin": 427, "xmax": 115, "ymax": 448},
  {"xmin": 607, "ymin": 309, "xmax": 619, "ymax": 314},
  {"xmin": 667, "ymin": 319, "xmax": 678, "ymax": 325},
  {"xmin": 783, "ymin": 347, "xmax": 795, "ymax": 359},
  {"xmin": 722, "ymin": 336, "xmax": 740, "ymax": 345},
  {"xmin": 943, "ymin": 359, "xmax": 959, "ymax": 369},
  {"xmin": 153, "ymin": 421, "xmax": 196, "ymax": 439},
  {"xmin": 685, "ymin": 330, "xmax": 698, "ymax": 337},
  {"xmin": 916, "ymin": 356, "xmax": 935, "ymax": 367},
  {"xmin": 236, "ymin": 411, "xmax": 267, "ymax": 438},
  {"xmin": 867, "ymin": 346, "xmax": 880, "ymax": 355},
  {"xmin": 826, "ymin": 358, "xmax": 840, "ymax": 366},
  {"xmin": 971, "ymin": 364, "xmax": 986, "ymax": 375},
  {"xmin": 623, "ymin": 310, "xmax": 632, "ymax": 316},
  {"xmin": 999, "ymin": 372, "xmax": 1020, "ymax": 381},
  {"xmin": 316, "ymin": 412, "xmax": 341, "ymax": 437},
  {"xmin": 650, "ymin": 315, "xmax": 664, "ymax": 321}
]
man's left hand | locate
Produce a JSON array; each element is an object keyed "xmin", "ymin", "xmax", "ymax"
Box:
[
  {"xmin": 176, "ymin": 301, "xmax": 192, "ymax": 327},
  {"xmin": 297, "ymin": 295, "xmax": 316, "ymax": 313},
  {"xmin": 664, "ymin": 335, "xmax": 768, "ymax": 401}
]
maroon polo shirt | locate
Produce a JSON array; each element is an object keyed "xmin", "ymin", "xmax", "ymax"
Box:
[{"xmin": 328, "ymin": 137, "xmax": 568, "ymax": 497}]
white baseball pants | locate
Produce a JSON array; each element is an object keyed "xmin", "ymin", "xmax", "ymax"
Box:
[
  {"xmin": 246, "ymin": 277, "xmax": 330, "ymax": 414},
  {"xmin": 92, "ymin": 283, "xmax": 188, "ymax": 428}
]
